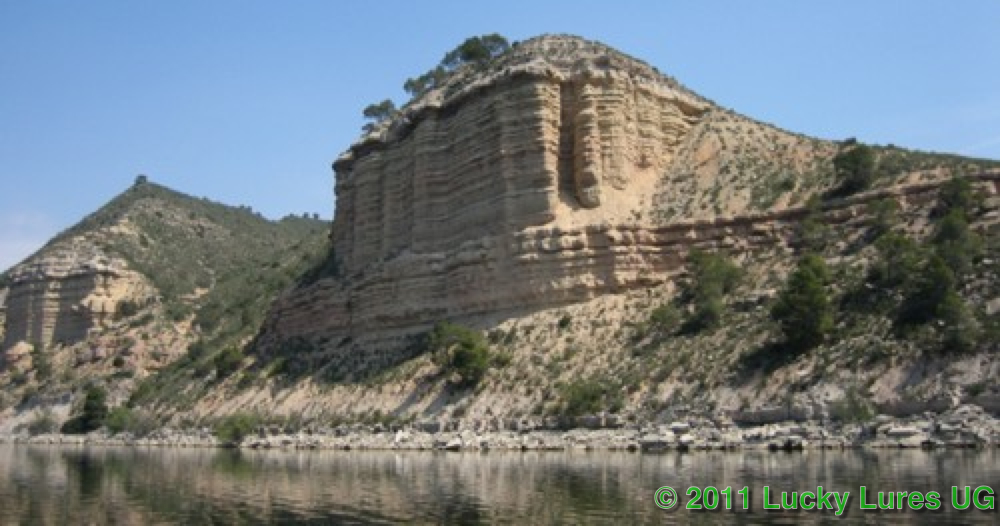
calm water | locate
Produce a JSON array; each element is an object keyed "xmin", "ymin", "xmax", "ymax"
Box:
[{"xmin": 0, "ymin": 445, "xmax": 997, "ymax": 525}]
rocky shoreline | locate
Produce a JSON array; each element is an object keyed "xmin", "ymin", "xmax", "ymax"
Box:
[{"xmin": 3, "ymin": 403, "xmax": 1000, "ymax": 453}]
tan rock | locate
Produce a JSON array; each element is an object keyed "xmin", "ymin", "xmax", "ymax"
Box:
[{"xmin": 2, "ymin": 237, "xmax": 154, "ymax": 352}]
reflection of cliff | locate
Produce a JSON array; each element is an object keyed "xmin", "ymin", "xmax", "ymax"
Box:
[
  {"xmin": 2, "ymin": 240, "xmax": 152, "ymax": 353},
  {"xmin": 0, "ymin": 446, "xmax": 996, "ymax": 524}
]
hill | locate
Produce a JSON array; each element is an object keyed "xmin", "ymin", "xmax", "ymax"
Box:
[
  {"xmin": 2, "ymin": 34, "xmax": 1000, "ymax": 442},
  {"xmin": 0, "ymin": 178, "xmax": 328, "ymax": 428}
]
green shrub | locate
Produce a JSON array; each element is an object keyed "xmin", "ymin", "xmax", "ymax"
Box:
[
  {"xmin": 106, "ymin": 407, "xmax": 158, "ymax": 437},
  {"xmin": 61, "ymin": 385, "xmax": 109, "ymax": 434},
  {"xmin": 560, "ymin": 379, "xmax": 622, "ymax": 417},
  {"xmin": 682, "ymin": 250, "xmax": 742, "ymax": 331},
  {"xmin": 938, "ymin": 291, "xmax": 980, "ymax": 353},
  {"xmin": 937, "ymin": 176, "xmax": 980, "ymax": 219},
  {"xmin": 829, "ymin": 387, "xmax": 874, "ymax": 423},
  {"xmin": 648, "ymin": 303, "xmax": 681, "ymax": 335},
  {"xmin": 833, "ymin": 143, "xmax": 876, "ymax": 194},
  {"xmin": 31, "ymin": 349, "xmax": 52, "ymax": 380},
  {"xmin": 869, "ymin": 231, "xmax": 923, "ymax": 289},
  {"xmin": 214, "ymin": 413, "xmax": 259, "ymax": 444},
  {"xmin": 897, "ymin": 253, "xmax": 956, "ymax": 327},
  {"xmin": 428, "ymin": 322, "xmax": 491, "ymax": 386},
  {"xmin": 771, "ymin": 254, "xmax": 833, "ymax": 351},
  {"xmin": 560, "ymin": 380, "xmax": 604, "ymax": 416},
  {"xmin": 931, "ymin": 209, "xmax": 982, "ymax": 276},
  {"xmin": 213, "ymin": 347, "xmax": 243, "ymax": 378}
]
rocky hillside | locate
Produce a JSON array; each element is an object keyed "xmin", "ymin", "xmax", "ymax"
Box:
[
  {"xmin": 0, "ymin": 179, "xmax": 328, "ymax": 428},
  {"xmin": 256, "ymin": 35, "xmax": 998, "ymax": 375},
  {"xmin": 3, "ymin": 34, "xmax": 1000, "ymax": 438}
]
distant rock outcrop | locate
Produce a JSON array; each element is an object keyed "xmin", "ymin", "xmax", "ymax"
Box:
[{"xmin": 2, "ymin": 239, "xmax": 153, "ymax": 353}]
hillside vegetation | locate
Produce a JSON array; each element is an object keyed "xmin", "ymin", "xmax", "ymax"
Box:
[{"xmin": 0, "ymin": 178, "xmax": 329, "ymax": 429}]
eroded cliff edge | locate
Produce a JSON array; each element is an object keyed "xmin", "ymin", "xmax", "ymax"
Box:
[{"xmin": 257, "ymin": 36, "xmax": 832, "ymax": 366}]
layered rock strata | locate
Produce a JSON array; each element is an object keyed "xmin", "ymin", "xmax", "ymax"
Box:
[
  {"xmin": 1, "ymin": 240, "xmax": 152, "ymax": 354},
  {"xmin": 258, "ymin": 35, "xmax": 1000, "ymax": 369},
  {"xmin": 262, "ymin": 48, "xmax": 1000, "ymax": 371}
]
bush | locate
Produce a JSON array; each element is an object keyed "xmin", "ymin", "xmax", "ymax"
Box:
[
  {"xmin": 560, "ymin": 379, "xmax": 623, "ymax": 417},
  {"xmin": 869, "ymin": 232, "xmax": 922, "ymax": 289},
  {"xmin": 938, "ymin": 291, "xmax": 980, "ymax": 353},
  {"xmin": 829, "ymin": 387, "xmax": 874, "ymax": 423},
  {"xmin": 648, "ymin": 303, "xmax": 681, "ymax": 335},
  {"xmin": 937, "ymin": 176, "xmax": 979, "ymax": 219},
  {"xmin": 560, "ymin": 380, "xmax": 604, "ymax": 416},
  {"xmin": 213, "ymin": 347, "xmax": 243, "ymax": 378},
  {"xmin": 31, "ymin": 349, "xmax": 52, "ymax": 381},
  {"xmin": 833, "ymin": 143, "xmax": 876, "ymax": 194},
  {"xmin": 683, "ymin": 250, "xmax": 742, "ymax": 331},
  {"xmin": 106, "ymin": 407, "xmax": 158, "ymax": 437},
  {"xmin": 214, "ymin": 413, "xmax": 259, "ymax": 444},
  {"xmin": 771, "ymin": 254, "xmax": 832, "ymax": 351},
  {"xmin": 61, "ymin": 385, "xmax": 109, "ymax": 434},
  {"xmin": 897, "ymin": 253, "xmax": 956, "ymax": 327},
  {"xmin": 931, "ymin": 209, "xmax": 982, "ymax": 276},
  {"xmin": 428, "ymin": 322, "xmax": 491, "ymax": 386}
]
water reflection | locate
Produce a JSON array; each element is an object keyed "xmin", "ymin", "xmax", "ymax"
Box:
[{"xmin": 0, "ymin": 445, "xmax": 996, "ymax": 524}]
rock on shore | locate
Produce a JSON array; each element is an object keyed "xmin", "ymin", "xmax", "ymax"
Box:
[{"xmin": 3, "ymin": 404, "xmax": 999, "ymax": 453}]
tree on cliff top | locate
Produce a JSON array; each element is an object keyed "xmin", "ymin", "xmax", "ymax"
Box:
[
  {"xmin": 441, "ymin": 34, "xmax": 510, "ymax": 70},
  {"xmin": 361, "ymin": 99, "xmax": 397, "ymax": 133},
  {"xmin": 367, "ymin": 34, "xmax": 511, "ymax": 129},
  {"xmin": 403, "ymin": 34, "xmax": 510, "ymax": 99}
]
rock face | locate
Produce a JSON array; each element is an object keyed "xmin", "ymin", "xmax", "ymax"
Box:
[
  {"xmin": 255, "ymin": 35, "xmax": 996, "ymax": 373},
  {"xmin": 1, "ymin": 239, "xmax": 152, "ymax": 354},
  {"xmin": 259, "ymin": 36, "xmax": 804, "ymax": 367},
  {"xmin": 259, "ymin": 37, "xmax": 712, "ymax": 362}
]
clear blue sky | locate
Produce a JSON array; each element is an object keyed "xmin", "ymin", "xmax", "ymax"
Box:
[{"xmin": 2, "ymin": 1, "xmax": 999, "ymax": 271}]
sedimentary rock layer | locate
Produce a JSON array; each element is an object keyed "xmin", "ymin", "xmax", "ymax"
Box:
[
  {"xmin": 262, "ymin": 153, "xmax": 1000, "ymax": 371},
  {"xmin": 258, "ymin": 35, "xmax": 1000, "ymax": 370},
  {"xmin": 1, "ymin": 240, "xmax": 151, "ymax": 353}
]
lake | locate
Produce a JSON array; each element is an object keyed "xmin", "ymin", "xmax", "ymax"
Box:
[{"xmin": 0, "ymin": 445, "xmax": 997, "ymax": 524}]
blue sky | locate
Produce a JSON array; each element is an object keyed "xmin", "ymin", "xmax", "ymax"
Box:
[{"xmin": 2, "ymin": 1, "xmax": 999, "ymax": 271}]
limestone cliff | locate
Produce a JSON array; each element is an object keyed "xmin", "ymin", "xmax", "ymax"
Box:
[
  {"xmin": 1, "ymin": 238, "xmax": 153, "ymax": 354},
  {"xmin": 257, "ymin": 36, "xmax": 827, "ymax": 364},
  {"xmin": 257, "ymin": 34, "xmax": 1000, "ymax": 381},
  {"xmin": 0, "ymin": 180, "xmax": 328, "ymax": 415}
]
